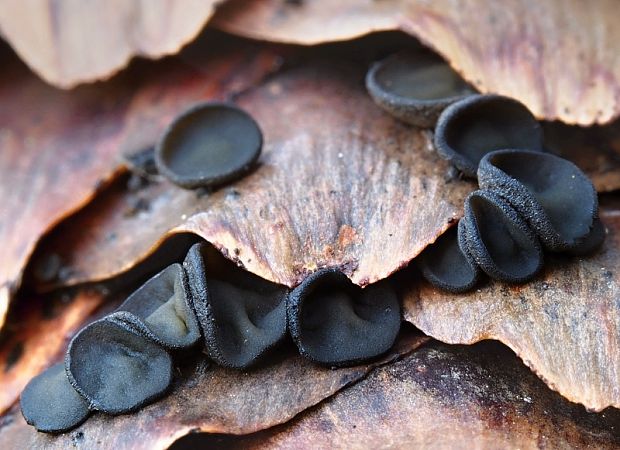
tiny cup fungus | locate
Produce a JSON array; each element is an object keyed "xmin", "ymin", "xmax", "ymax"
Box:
[
  {"xmin": 460, "ymin": 190, "xmax": 543, "ymax": 283},
  {"xmin": 366, "ymin": 50, "xmax": 475, "ymax": 128},
  {"xmin": 155, "ymin": 102, "xmax": 263, "ymax": 189},
  {"xmin": 20, "ymin": 363, "xmax": 91, "ymax": 433},
  {"xmin": 434, "ymin": 94, "xmax": 544, "ymax": 178},
  {"xmin": 478, "ymin": 149, "xmax": 602, "ymax": 253},
  {"xmin": 66, "ymin": 313, "xmax": 173, "ymax": 415},
  {"xmin": 183, "ymin": 243, "xmax": 288, "ymax": 369},
  {"xmin": 117, "ymin": 263, "xmax": 201, "ymax": 349},
  {"xmin": 287, "ymin": 268, "xmax": 401, "ymax": 367},
  {"xmin": 417, "ymin": 224, "xmax": 481, "ymax": 293}
]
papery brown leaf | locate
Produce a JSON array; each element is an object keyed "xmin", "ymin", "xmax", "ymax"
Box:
[
  {"xmin": 213, "ymin": 0, "xmax": 620, "ymax": 126},
  {"xmin": 403, "ymin": 207, "xmax": 620, "ymax": 411},
  {"xmin": 0, "ymin": 0, "xmax": 222, "ymax": 88},
  {"xmin": 30, "ymin": 60, "xmax": 476, "ymax": 292},
  {"xmin": 195, "ymin": 342, "xmax": 620, "ymax": 449},
  {"xmin": 0, "ymin": 330, "xmax": 429, "ymax": 449},
  {"xmin": 0, "ymin": 35, "xmax": 283, "ymax": 330},
  {"xmin": 0, "ymin": 289, "xmax": 104, "ymax": 415}
]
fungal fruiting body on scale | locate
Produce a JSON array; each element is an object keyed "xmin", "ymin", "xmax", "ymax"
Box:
[{"xmin": 21, "ymin": 244, "xmax": 403, "ymax": 433}]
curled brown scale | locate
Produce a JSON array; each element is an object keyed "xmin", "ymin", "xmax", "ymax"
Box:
[
  {"xmin": 434, "ymin": 94, "xmax": 544, "ymax": 178},
  {"xmin": 417, "ymin": 224, "xmax": 481, "ymax": 293},
  {"xmin": 366, "ymin": 50, "xmax": 475, "ymax": 128},
  {"xmin": 117, "ymin": 263, "xmax": 201, "ymax": 349},
  {"xmin": 66, "ymin": 313, "xmax": 173, "ymax": 415},
  {"xmin": 478, "ymin": 149, "xmax": 603, "ymax": 253},
  {"xmin": 20, "ymin": 363, "xmax": 91, "ymax": 433},
  {"xmin": 460, "ymin": 190, "xmax": 543, "ymax": 283},
  {"xmin": 156, "ymin": 102, "xmax": 262, "ymax": 189},
  {"xmin": 184, "ymin": 243, "xmax": 288, "ymax": 369},
  {"xmin": 287, "ymin": 268, "xmax": 401, "ymax": 367}
]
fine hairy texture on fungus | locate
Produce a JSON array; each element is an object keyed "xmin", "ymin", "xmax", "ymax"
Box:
[
  {"xmin": 155, "ymin": 102, "xmax": 263, "ymax": 189},
  {"xmin": 287, "ymin": 269, "xmax": 401, "ymax": 366},
  {"xmin": 416, "ymin": 224, "xmax": 480, "ymax": 293},
  {"xmin": 365, "ymin": 50, "xmax": 475, "ymax": 127},
  {"xmin": 0, "ymin": 289, "xmax": 105, "ymax": 415},
  {"xmin": 117, "ymin": 264, "xmax": 200, "ymax": 349},
  {"xmin": 404, "ymin": 206, "xmax": 620, "ymax": 412},
  {"xmin": 184, "ymin": 243, "xmax": 288, "ymax": 369},
  {"xmin": 0, "ymin": 0, "xmax": 223, "ymax": 88},
  {"xmin": 434, "ymin": 94, "xmax": 544, "ymax": 178},
  {"xmin": 213, "ymin": 0, "xmax": 620, "ymax": 126},
  {"xmin": 461, "ymin": 190, "xmax": 543, "ymax": 283},
  {"xmin": 478, "ymin": 149, "xmax": 601, "ymax": 253},
  {"xmin": 19, "ymin": 363, "xmax": 90, "ymax": 434},
  {"xmin": 66, "ymin": 313, "xmax": 173, "ymax": 414},
  {"xmin": 0, "ymin": 330, "xmax": 429, "ymax": 449}
]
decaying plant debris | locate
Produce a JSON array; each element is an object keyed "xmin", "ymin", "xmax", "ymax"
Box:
[{"xmin": 0, "ymin": 3, "xmax": 619, "ymax": 447}]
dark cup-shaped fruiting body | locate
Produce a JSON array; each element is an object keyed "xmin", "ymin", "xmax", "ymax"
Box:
[
  {"xmin": 417, "ymin": 224, "xmax": 480, "ymax": 292},
  {"xmin": 156, "ymin": 102, "xmax": 262, "ymax": 189},
  {"xmin": 460, "ymin": 190, "xmax": 543, "ymax": 283},
  {"xmin": 366, "ymin": 50, "xmax": 475, "ymax": 128},
  {"xmin": 287, "ymin": 268, "xmax": 401, "ymax": 367},
  {"xmin": 434, "ymin": 94, "xmax": 544, "ymax": 178},
  {"xmin": 184, "ymin": 243, "xmax": 288, "ymax": 369},
  {"xmin": 117, "ymin": 263, "xmax": 200, "ymax": 349},
  {"xmin": 478, "ymin": 149, "xmax": 602, "ymax": 253},
  {"xmin": 20, "ymin": 363, "xmax": 90, "ymax": 433},
  {"xmin": 66, "ymin": 312, "xmax": 173, "ymax": 414},
  {"xmin": 566, "ymin": 218, "xmax": 606, "ymax": 256}
]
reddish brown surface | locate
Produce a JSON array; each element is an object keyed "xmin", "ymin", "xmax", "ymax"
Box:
[
  {"xmin": 0, "ymin": 331, "xmax": 429, "ymax": 449},
  {"xmin": 213, "ymin": 0, "xmax": 620, "ymax": 126},
  {"xmin": 0, "ymin": 289, "xmax": 104, "ymax": 415},
  {"xmin": 0, "ymin": 0, "xmax": 222, "ymax": 88},
  {"xmin": 195, "ymin": 342, "xmax": 620, "ymax": 449},
  {"xmin": 29, "ymin": 60, "xmax": 476, "ymax": 293},
  {"xmin": 403, "ymin": 207, "xmax": 620, "ymax": 412},
  {"xmin": 0, "ymin": 35, "xmax": 283, "ymax": 330}
]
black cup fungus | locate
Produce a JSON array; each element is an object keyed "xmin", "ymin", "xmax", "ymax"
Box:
[
  {"xmin": 434, "ymin": 94, "xmax": 544, "ymax": 178},
  {"xmin": 156, "ymin": 102, "xmax": 262, "ymax": 189},
  {"xmin": 417, "ymin": 224, "xmax": 480, "ymax": 292},
  {"xmin": 66, "ymin": 313, "xmax": 173, "ymax": 414},
  {"xmin": 366, "ymin": 50, "xmax": 475, "ymax": 128},
  {"xmin": 478, "ymin": 149, "xmax": 601, "ymax": 253},
  {"xmin": 184, "ymin": 243, "xmax": 288, "ymax": 369},
  {"xmin": 287, "ymin": 268, "xmax": 401, "ymax": 367},
  {"xmin": 20, "ymin": 363, "xmax": 90, "ymax": 433},
  {"xmin": 117, "ymin": 263, "xmax": 201, "ymax": 349},
  {"xmin": 461, "ymin": 190, "xmax": 543, "ymax": 283}
]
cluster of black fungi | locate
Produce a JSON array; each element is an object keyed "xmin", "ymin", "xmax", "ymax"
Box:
[
  {"xmin": 367, "ymin": 50, "xmax": 604, "ymax": 292},
  {"xmin": 22, "ymin": 48, "xmax": 605, "ymax": 434},
  {"xmin": 21, "ymin": 243, "xmax": 401, "ymax": 433}
]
